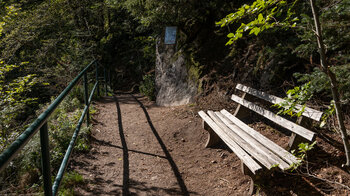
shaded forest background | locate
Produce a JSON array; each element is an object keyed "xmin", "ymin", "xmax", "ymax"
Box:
[{"xmin": 0, "ymin": 0, "xmax": 349, "ymax": 194}]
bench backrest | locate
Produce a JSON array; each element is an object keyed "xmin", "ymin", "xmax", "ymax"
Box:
[
  {"xmin": 232, "ymin": 84, "xmax": 322, "ymax": 141},
  {"xmin": 236, "ymin": 84, "xmax": 323, "ymax": 122}
]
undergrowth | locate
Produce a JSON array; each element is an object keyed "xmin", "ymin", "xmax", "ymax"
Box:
[
  {"xmin": 0, "ymin": 84, "xmax": 96, "ymax": 195},
  {"xmin": 58, "ymin": 171, "xmax": 85, "ymax": 195},
  {"xmin": 139, "ymin": 74, "xmax": 155, "ymax": 100}
]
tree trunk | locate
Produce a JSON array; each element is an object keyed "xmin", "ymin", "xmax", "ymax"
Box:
[
  {"xmin": 103, "ymin": 0, "xmax": 110, "ymax": 33},
  {"xmin": 310, "ymin": 0, "xmax": 350, "ymax": 166}
]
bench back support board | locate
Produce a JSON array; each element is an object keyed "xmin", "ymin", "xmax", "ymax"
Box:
[
  {"xmin": 236, "ymin": 84, "xmax": 323, "ymax": 121},
  {"xmin": 234, "ymin": 84, "xmax": 322, "ymax": 150}
]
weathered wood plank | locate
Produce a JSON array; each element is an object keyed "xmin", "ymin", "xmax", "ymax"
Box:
[
  {"xmin": 231, "ymin": 94, "xmax": 316, "ymax": 141},
  {"xmin": 220, "ymin": 109, "xmax": 298, "ymax": 165},
  {"xmin": 198, "ymin": 111, "xmax": 262, "ymax": 174},
  {"xmin": 207, "ymin": 111, "xmax": 276, "ymax": 169},
  {"xmin": 215, "ymin": 111, "xmax": 290, "ymax": 170},
  {"xmin": 236, "ymin": 83, "xmax": 323, "ymax": 122}
]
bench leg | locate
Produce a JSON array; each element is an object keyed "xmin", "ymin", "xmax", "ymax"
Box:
[
  {"xmin": 288, "ymin": 133, "xmax": 310, "ymax": 151},
  {"xmin": 241, "ymin": 162, "xmax": 272, "ymax": 195},
  {"xmin": 288, "ymin": 116, "xmax": 314, "ymax": 151},
  {"xmin": 234, "ymin": 92, "xmax": 254, "ymax": 119},
  {"xmin": 241, "ymin": 162, "xmax": 255, "ymax": 195},
  {"xmin": 202, "ymin": 120, "xmax": 221, "ymax": 148}
]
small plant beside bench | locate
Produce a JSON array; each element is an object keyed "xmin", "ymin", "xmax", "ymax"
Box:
[{"xmin": 198, "ymin": 83, "xmax": 323, "ymax": 194}]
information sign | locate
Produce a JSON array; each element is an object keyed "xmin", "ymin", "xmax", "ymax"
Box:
[{"xmin": 164, "ymin": 26, "xmax": 177, "ymax": 45}]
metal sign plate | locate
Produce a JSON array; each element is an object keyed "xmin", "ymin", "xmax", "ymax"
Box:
[{"xmin": 164, "ymin": 26, "xmax": 177, "ymax": 45}]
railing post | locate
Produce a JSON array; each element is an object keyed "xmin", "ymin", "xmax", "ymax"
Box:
[
  {"xmin": 95, "ymin": 62, "xmax": 100, "ymax": 97},
  {"xmin": 40, "ymin": 123, "xmax": 53, "ymax": 196},
  {"xmin": 104, "ymin": 67, "xmax": 107, "ymax": 96},
  {"xmin": 83, "ymin": 73, "xmax": 89, "ymax": 127}
]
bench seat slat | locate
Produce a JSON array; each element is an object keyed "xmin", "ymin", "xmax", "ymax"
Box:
[
  {"xmin": 236, "ymin": 83, "xmax": 323, "ymax": 122},
  {"xmin": 198, "ymin": 111, "xmax": 262, "ymax": 174},
  {"xmin": 215, "ymin": 111, "xmax": 290, "ymax": 170},
  {"xmin": 220, "ymin": 109, "xmax": 298, "ymax": 165},
  {"xmin": 231, "ymin": 94, "xmax": 316, "ymax": 141},
  {"xmin": 207, "ymin": 111, "xmax": 276, "ymax": 170}
]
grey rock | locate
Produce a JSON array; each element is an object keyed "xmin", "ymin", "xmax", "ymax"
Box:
[{"xmin": 155, "ymin": 39, "xmax": 197, "ymax": 106}]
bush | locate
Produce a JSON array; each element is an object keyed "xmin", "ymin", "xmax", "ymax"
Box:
[
  {"xmin": 139, "ymin": 74, "xmax": 155, "ymax": 101},
  {"xmin": 294, "ymin": 64, "xmax": 350, "ymax": 104},
  {"xmin": 0, "ymin": 84, "xmax": 93, "ymax": 194}
]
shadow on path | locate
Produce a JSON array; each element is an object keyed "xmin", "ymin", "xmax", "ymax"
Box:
[
  {"xmin": 131, "ymin": 94, "xmax": 191, "ymax": 196},
  {"xmin": 113, "ymin": 95, "xmax": 130, "ymax": 196},
  {"xmin": 92, "ymin": 137, "xmax": 167, "ymax": 159}
]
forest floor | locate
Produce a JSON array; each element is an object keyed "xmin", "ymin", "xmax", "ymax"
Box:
[{"xmin": 71, "ymin": 93, "xmax": 350, "ymax": 195}]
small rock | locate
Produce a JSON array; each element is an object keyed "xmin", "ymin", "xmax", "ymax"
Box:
[
  {"xmin": 151, "ymin": 176, "xmax": 158, "ymax": 181},
  {"xmin": 338, "ymin": 174, "xmax": 343, "ymax": 183},
  {"xmin": 211, "ymin": 160, "xmax": 217, "ymax": 164},
  {"xmin": 181, "ymin": 138, "xmax": 186, "ymax": 142}
]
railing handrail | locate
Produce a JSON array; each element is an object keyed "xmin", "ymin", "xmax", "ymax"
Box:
[{"xmin": 0, "ymin": 59, "xmax": 106, "ymax": 196}]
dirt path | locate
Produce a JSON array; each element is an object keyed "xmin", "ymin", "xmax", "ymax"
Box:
[
  {"xmin": 70, "ymin": 93, "xmax": 350, "ymax": 195},
  {"xmin": 71, "ymin": 94, "xmax": 250, "ymax": 195}
]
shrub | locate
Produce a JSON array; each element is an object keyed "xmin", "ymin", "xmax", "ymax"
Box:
[
  {"xmin": 0, "ymin": 84, "xmax": 93, "ymax": 194},
  {"xmin": 294, "ymin": 64, "xmax": 350, "ymax": 104},
  {"xmin": 139, "ymin": 74, "xmax": 155, "ymax": 101}
]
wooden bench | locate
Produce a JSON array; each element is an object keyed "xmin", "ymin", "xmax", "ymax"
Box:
[{"xmin": 198, "ymin": 83, "xmax": 323, "ymax": 194}]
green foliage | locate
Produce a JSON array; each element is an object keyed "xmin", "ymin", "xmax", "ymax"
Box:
[
  {"xmin": 289, "ymin": 141, "xmax": 317, "ymax": 171},
  {"xmin": 139, "ymin": 74, "xmax": 155, "ymax": 101},
  {"xmin": 0, "ymin": 61, "xmax": 47, "ymax": 151},
  {"xmin": 292, "ymin": 1, "xmax": 350, "ymax": 103},
  {"xmin": 0, "ymin": 0, "xmax": 101, "ymax": 153},
  {"xmin": 0, "ymin": 4, "xmax": 20, "ymax": 36},
  {"xmin": 35, "ymin": 88, "xmax": 92, "ymax": 169},
  {"xmin": 59, "ymin": 171, "xmax": 85, "ymax": 195},
  {"xmin": 294, "ymin": 0, "xmax": 350, "ymax": 62},
  {"xmin": 217, "ymin": 0, "xmax": 299, "ymax": 45},
  {"xmin": 69, "ymin": 82, "xmax": 102, "ymax": 103},
  {"xmin": 274, "ymin": 82, "xmax": 313, "ymax": 117},
  {"xmin": 290, "ymin": 0, "xmax": 350, "ymax": 112},
  {"xmin": 320, "ymin": 100, "xmax": 335, "ymax": 128},
  {"xmin": 275, "ymin": 65, "xmax": 350, "ymax": 126},
  {"xmin": 123, "ymin": 0, "xmax": 216, "ymax": 32},
  {"xmin": 0, "ymin": 85, "xmax": 93, "ymax": 193},
  {"xmin": 0, "ymin": 4, "xmax": 49, "ymax": 148},
  {"xmin": 294, "ymin": 65, "xmax": 350, "ymax": 103}
]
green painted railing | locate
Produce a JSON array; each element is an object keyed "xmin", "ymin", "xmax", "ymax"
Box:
[{"xmin": 0, "ymin": 60, "xmax": 110, "ymax": 196}]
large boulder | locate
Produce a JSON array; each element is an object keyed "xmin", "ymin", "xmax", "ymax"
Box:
[{"xmin": 155, "ymin": 39, "xmax": 197, "ymax": 106}]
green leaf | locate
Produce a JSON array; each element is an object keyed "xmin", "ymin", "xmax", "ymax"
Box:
[
  {"xmin": 249, "ymin": 27, "xmax": 261, "ymax": 36},
  {"xmin": 258, "ymin": 13, "xmax": 264, "ymax": 23},
  {"xmin": 292, "ymin": 17, "xmax": 299, "ymax": 22},
  {"xmin": 227, "ymin": 33, "xmax": 235, "ymax": 38}
]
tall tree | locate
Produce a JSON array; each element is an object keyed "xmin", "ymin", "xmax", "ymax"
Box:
[{"xmin": 309, "ymin": 0, "xmax": 350, "ymax": 166}]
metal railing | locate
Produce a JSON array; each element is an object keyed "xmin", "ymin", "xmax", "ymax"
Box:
[{"xmin": 0, "ymin": 60, "xmax": 109, "ymax": 196}]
